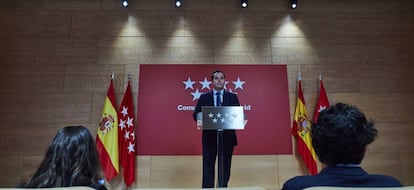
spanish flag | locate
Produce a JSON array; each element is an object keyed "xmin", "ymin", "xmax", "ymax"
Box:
[
  {"xmin": 96, "ymin": 79, "xmax": 119, "ymax": 181},
  {"xmin": 291, "ymin": 75, "xmax": 318, "ymax": 175}
]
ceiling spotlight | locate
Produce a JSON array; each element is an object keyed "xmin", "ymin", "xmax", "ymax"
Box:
[
  {"xmin": 175, "ymin": 0, "xmax": 182, "ymax": 7},
  {"xmin": 241, "ymin": 0, "xmax": 248, "ymax": 8},
  {"xmin": 290, "ymin": 0, "xmax": 297, "ymax": 9},
  {"xmin": 121, "ymin": 0, "xmax": 128, "ymax": 7}
]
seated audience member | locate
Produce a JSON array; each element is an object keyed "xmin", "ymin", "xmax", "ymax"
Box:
[
  {"xmin": 19, "ymin": 126, "xmax": 106, "ymax": 190},
  {"xmin": 282, "ymin": 103, "xmax": 403, "ymax": 190}
]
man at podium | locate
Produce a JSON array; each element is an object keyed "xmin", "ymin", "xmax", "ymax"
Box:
[{"xmin": 192, "ymin": 70, "xmax": 241, "ymax": 188}]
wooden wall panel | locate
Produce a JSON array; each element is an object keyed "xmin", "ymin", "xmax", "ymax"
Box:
[
  {"xmin": 71, "ymin": 11, "xmax": 185, "ymax": 37},
  {"xmin": 64, "ymin": 64, "xmax": 125, "ymax": 93},
  {"xmin": 229, "ymin": 156, "xmax": 278, "ymax": 189},
  {"xmin": 0, "ymin": 37, "xmax": 97, "ymax": 65},
  {"xmin": 363, "ymin": 153, "xmax": 404, "ymax": 183},
  {"xmin": 150, "ymin": 156, "xmax": 202, "ymax": 187},
  {"xmin": 0, "ymin": 156, "xmax": 23, "ymax": 187},
  {"xmin": 371, "ymin": 122, "xmax": 414, "ymax": 153},
  {"xmin": 0, "ymin": 123, "xmax": 58, "ymax": 156},
  {"xmin": 21, "ymin": 156, "xmax": 43, "ymax": 182},
  {"xmin": 1, "ymin": 0, "xmax": 414, "ymax": 188},
  {"xmin": 136, "ymin": 156, "xmax": 151, "ymax": 188},
  {"xmin": 96, "ymin": 37, "xmax": 215, "ymax": 64},
  {"xmin": 375, "ymin": 0, "xmax": 414, "ymax": 13},
  {"xmin": 0, "ymin": 11, "xmax": 71, "ymax": 37},
  {"xmin": 34, "ymin": 37, "xmax": 98, "ymax": 65},
  {"xmin": 0, "ymin": 64, "xmax": 65, "ymax": 93},
  {"xmin": 277, "ymin": 155, "xmax": 304, "ymax": 190},
  {"xmin": 0, "ymin": 37, "xmax": 36, "ymax": 64},
  {"xmin": 358, "ymin": 93, "xmax": 414, "ymax": 122},
  {"xmin": 401, "ymin": 153, "xmax": 414, "ymax": 186},
  {"xmin": 0, "ymin": 93, "xmax": 92, "ymax": 125},
  {"xmin": 214, "ymin": 37, "xmax": 272, "ymax": 64},
  {"xmin": 300, "ymin": 64, "xmax": 361, "ymax": 93},
  {"xmin": 0, "ymin": 0, "xmax": 101, "ymax": 10},
  {"xmin": 359, "ymin": 64, "xmax": 414, "ymax": 93}
]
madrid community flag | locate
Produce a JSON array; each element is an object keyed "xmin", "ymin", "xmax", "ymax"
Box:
[
  {"xmin": 118, "ymin": 80, "xmax": 136, "ymax": 187},
  {"xmin": 314, "ymin": 77, "xmax": 330, "ymax": 122},
  {"xmin": 96, "ymin": 79, "xmax": 119, "ymax": 181},
  {"xmin": 291, "ymin": 74, "xmax": 318, "ymax": 175}
]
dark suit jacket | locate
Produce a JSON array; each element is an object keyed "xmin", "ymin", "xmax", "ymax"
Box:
[
  {"xmin": 282, "ymin": 166, "xmax": 403, "ymax": 190},
  {"xmin": 193, "ymin": 91, "xmax": 240, "ymax": 147}
]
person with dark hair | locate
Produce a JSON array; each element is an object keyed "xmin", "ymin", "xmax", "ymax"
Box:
[
  {"xmin": 282, "ymin": 103, "xmax": 403, "ymax": 190},
  {"xmin": 19, "ymin": 126, "xmax": 106, "ymax": 190},
  {"xmin": 193, "ymin": 70, "xmax": 240, "ymax": 188}
]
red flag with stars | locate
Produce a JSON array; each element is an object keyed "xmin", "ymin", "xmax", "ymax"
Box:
[
  {"xmin": 313, "ymin": 77, "xmax": 330, "ymax": 122},
  {"xmin": 118, "ymin": 80, "xmax": 136, "ymax": 187}
]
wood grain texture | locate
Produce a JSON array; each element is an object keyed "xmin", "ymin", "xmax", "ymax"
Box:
[{"xmin": 0, "ymin": 0, "xmax": 414, "ymax": 188}]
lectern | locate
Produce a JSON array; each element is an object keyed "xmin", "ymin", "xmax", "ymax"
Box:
[{"xmin": 197, "ymin": 106, "xmax": 246, "ymax": 187}]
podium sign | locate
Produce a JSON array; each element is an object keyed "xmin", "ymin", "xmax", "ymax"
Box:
[{"xmin": 198, "ymin": 106, "xmax": 245, "ymax": 130}]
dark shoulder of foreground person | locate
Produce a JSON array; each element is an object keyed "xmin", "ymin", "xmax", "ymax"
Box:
[
  {"xmin": 281, "ymin": 174, "xmax": 403, "ymax": 190},
  {"xmin": 89, "ymin": 184, "xmax": 108, "ymax": 190},
  {"xmin": 281, "ymin": 175, "xmax": 314, "ymax": 190},
  {"xmin": 371, "ymin": 174, "xmax": 404, "ymax": 187}
]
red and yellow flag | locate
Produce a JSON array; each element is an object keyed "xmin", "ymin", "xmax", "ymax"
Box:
[
  {"xmin": 118, "ymin": 80, "xmax": 136, "ymax": 187},
  {"xmin": 291, "ymin": 77, "xmax": 318, "ymax": 175},
  {"xmin": 96, "ymin": 79, "xmax": 119, "ymax": 181},
  {"xmin": 313, "ymin": 77, "xmax": 330, "ymax": 122}
]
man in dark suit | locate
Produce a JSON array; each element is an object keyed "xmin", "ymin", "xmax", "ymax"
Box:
[
  {"xmin": 282, "ymin": 103, "xmax": 403, "ymax": 190},
  {"xmin": 193, "ymin": 70, "xmax": 240, "ymax": 188}
]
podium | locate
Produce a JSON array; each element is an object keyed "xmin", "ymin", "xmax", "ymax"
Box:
[
  {"xmin": 196, "ymin": 106, "xmax": 246, "ymax": 130},
  {"xmin": 197, "ymin": 106, "xmax": 246, "ymax": 187}
]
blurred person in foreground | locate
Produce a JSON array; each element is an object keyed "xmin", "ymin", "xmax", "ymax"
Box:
[
  {"xmin": 282, "ymin": 103, "xmax": 403, "ymax": 190},
  {"xmin": 19, "ymin": 126, "xmax": 106, "ymax": 190}
]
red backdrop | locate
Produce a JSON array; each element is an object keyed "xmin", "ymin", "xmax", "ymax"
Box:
[{"xmin": 137, "ymin": 64, "xmax": 292, "ymax": 155}]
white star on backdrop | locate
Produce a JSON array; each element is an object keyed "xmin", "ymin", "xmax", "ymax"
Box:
[
  {"xmin": 233, "ymin": 77, "xmax": 245, "ymax": 90},
  {"xmin": 199, "ymin": 77, "xmax": 211, "ymax": 90},
  {"xmin": 191, "ymin": 89, "xmax": 202, "ymax": 101},
  {"xmin": 183, "ymin": 76, "xmax": 246, "ymax": 101},
  {"xmin": 183, "ymin": 77, "xmax": 195, "ymax": 90}
]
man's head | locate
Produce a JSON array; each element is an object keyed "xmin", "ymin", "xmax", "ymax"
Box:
[
  {"xmin": 211, "ymin": 70, "xmax": 225, "ymax": 91},
  {"xmin": 311, "ymin": 103, "xmax": 377, "ymax": 166}
]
